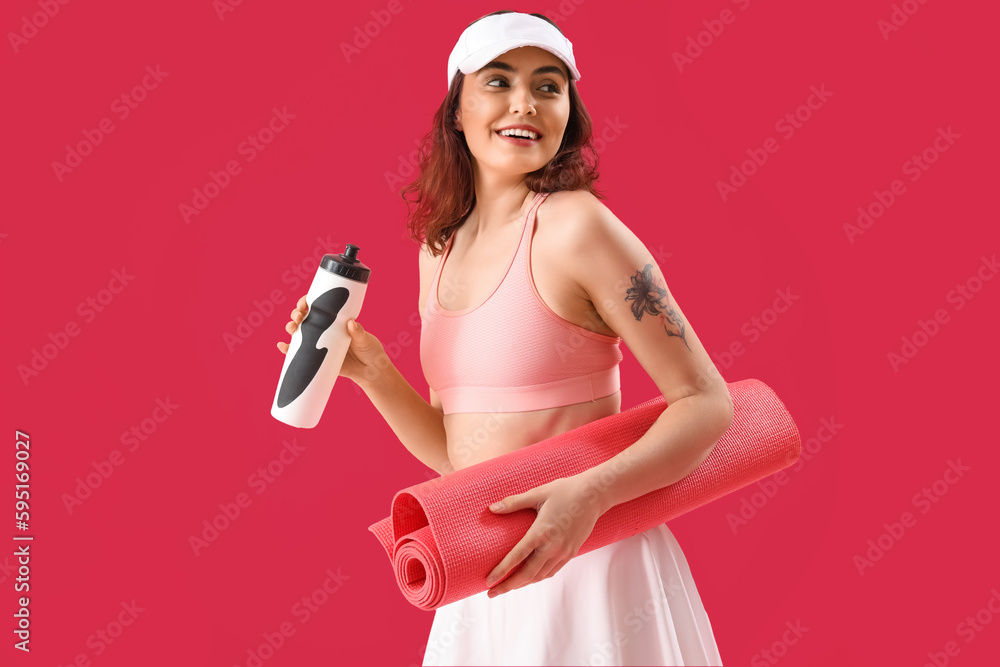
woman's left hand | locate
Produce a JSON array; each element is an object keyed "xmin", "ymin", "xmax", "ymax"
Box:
[{"xmin": 484, "ymin": 473, "xmax": 607, "ymax": 598}]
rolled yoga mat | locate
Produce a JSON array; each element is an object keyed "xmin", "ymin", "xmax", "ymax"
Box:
[{"xmin": 368, "ymin": 378, "xmax": 800, "ymax": 611}]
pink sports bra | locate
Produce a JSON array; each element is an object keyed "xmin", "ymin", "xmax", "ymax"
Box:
[{"xmin": 420, "ymin": 191, "xmax": 623, "ymax": 415}]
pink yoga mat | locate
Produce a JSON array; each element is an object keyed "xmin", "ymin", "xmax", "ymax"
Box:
[{"xmin": 369, "ymin": 378, "xmax": 800, "ymax": 611}]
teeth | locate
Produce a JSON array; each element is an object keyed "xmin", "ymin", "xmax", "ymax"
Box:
[{"xmin": 498, "ymin": 128, "xmax": 539, "ymax": 140}]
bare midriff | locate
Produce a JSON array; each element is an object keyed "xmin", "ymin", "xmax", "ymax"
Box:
[{"xmin": 442, "ymin": 392, "xmax": 621, "ymax": 471}]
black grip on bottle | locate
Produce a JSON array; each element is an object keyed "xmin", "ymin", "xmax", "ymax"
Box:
[{"xmin": 276, "ymin": 287, "xmax": 350, "ymax": 408}]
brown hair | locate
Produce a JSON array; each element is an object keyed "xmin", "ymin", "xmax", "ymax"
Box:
[{"xmin": 400, "ymin": 10, "xmax": 605, "ymax": 256}]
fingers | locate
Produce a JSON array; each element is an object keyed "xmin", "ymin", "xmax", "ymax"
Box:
[
  {"xmin": 279, "ymin": 295, "xmax": 308, "ymax": 350},
  {"xmin": 291, "ymin": 295, "xmax": 308, "ymax": 322},
  {"xmin": 286, "ymin": 299, "xmax": 307, "ymax": 333},
  {"xmin": 486, "ymin": 542, "xmax": 535, "ymax": 587},
  {"xmin": 535, "ymin": 557, "xmax": 567, "ymax": 583},
  {"xmin": 488, "ymin": 551, "xmax": 546, "ymax": 598}
]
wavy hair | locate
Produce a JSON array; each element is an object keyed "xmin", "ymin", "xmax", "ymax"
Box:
[{"xmin": 400, "ymin": 9, "xmax": 605, "ymax": 256}]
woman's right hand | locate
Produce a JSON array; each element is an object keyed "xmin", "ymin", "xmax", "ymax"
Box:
[{"xmin": 277, "ymin": 294, "xmax": 387, "ymax": 388}]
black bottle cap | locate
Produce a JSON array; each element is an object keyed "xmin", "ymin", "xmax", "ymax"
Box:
[{"xmin": 320, "ymin": 243, "xmax": 371, "ymax": 283}]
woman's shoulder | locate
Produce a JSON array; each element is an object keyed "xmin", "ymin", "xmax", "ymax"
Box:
[
  {"xmin": 540, "ymin": 189, "xmax": 615, "ymax": 239},
  {"xmin": 417, "ymin": 237, "xmax": 442, "ymax": 272},
  {"xmin": 544, "ymin": 188, "xmax": 601, "ymax": 211}
]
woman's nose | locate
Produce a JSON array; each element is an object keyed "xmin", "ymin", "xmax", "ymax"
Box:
[{"xmin": 510, "ymin": 92, "xmax": 537, "ymax": 115}]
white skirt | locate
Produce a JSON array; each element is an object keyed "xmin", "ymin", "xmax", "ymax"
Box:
[{"xmin": 422, "ymin": 523, "xmax": 723, "ymax": 666}]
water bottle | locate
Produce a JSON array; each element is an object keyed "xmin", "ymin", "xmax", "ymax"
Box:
[{"xmin": 271, "ymin": 243, "xmax": 371, "ymax": 428}]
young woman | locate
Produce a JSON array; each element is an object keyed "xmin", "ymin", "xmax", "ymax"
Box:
[{"xmin": 278, "ymin": 10, "xmax": 730, "ymax": 666}]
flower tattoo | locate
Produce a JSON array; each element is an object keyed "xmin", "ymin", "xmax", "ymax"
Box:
[{"xmin": 624, "ymin": 264, "xmax": 691, "ymax": 351}]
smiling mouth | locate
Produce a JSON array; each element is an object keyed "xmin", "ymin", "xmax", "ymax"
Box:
[{"xmin": 496, "ymin": 130, "xmax": 542, "ymax": 143}]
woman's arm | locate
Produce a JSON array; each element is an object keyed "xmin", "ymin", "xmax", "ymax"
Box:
[
  {"xmin": 357, "ymin": 359, "xmax": 451, "ymax": 476},
  {"xmin": 553, "ymin": 192, "xmax": 734, "ymax": 512},
  {"xmin": 359, "ymin": 240, "xmax": 452, "ymax": 475},
  {"xmin": 577, "ymin": 388, "xmax": 733, "ymax": 515}
]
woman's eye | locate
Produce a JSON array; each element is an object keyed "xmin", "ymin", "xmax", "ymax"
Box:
[{"xmin": 485, "ymin": 76, "xmax": 559, "ymax": 93}]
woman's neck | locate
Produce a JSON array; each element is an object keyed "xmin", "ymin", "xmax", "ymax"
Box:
[{"xmin": 466, "ymin": 184, "xmax": 534, "ymax": 237}]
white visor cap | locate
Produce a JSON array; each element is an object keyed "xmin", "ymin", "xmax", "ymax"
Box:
[{"xmin": 447, "ymin": 12, "xmax": 581, "ymax": 91}]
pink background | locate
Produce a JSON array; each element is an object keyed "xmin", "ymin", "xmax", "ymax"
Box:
[{"xmin": 4, "ymin": 0, "xmax": 998, "ymax": 665}]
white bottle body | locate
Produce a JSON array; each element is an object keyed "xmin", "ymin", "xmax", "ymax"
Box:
[{"xmin": 271, "ymin": 269, "xmax": 368, "ymax": 428}]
